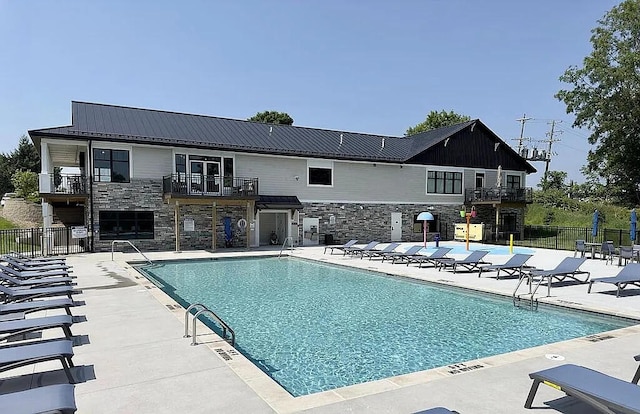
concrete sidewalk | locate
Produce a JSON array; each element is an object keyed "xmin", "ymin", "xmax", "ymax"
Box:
[{"xmin": 51, "ymin": 244, "xmax": 640, "ymax": 413}]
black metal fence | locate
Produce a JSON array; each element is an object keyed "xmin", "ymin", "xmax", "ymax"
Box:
[
  {"xmin": 0, "ymin": 227, "xmax": 88, "ymax": 258},
  {"xmin": 504, "ymin": 225, "xmax": 638, "ymax": 251}
]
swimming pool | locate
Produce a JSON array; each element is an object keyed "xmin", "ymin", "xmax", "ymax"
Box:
[{"xmin": 137, "ymin": 257, "xmax": 633, "ymax": 397}]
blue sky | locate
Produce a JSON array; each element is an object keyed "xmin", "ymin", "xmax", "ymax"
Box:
[{"xmin": 0, "ymin": 0, "xmax": 620, "ymax": 185}]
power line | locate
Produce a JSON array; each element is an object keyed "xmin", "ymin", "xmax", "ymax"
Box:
[
  {"xmin": 543, "ymin": 120, "xmax": 563, "ymax": 186},
  {"xmin": 514, "ymin": 114, "xmax": 532, "ymax": 154}
]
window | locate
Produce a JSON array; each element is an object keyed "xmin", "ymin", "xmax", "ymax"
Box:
[
  {"xmin": 427, "ymin": 171, "xmax": 462, "ymax": 194},
  {"xmin": 475, "ymin": 173, "xmax": 485, "ymax": 188},
  {"xmin": 223, "ymin": 157, "xmax": 234, "ymax": 187},
  {"xmin": 175, "ymin": 154, "xmax": 186, "ymax": 174},
  {"xmin": 93, "ymin": 149, "xmax": 130, "ymax": 183},
  {"xmin": 99, "ymin": 211, "xmax": 154, "ymax": 240},
  {"xmin": 506, "ymin": 175, "xmax": 521, "ymax": 189},
  {"xmin": 307, "ymin": 160, "xmax": 333, "ymax": 186}
]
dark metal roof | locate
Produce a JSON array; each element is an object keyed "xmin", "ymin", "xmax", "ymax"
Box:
[{"xmin": 29, "ymin": 101, "xmax": 535, "ymax": 172}]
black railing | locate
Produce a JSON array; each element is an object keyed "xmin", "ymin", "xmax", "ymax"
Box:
[
  {"xmin": 465, "ymin": 187, "xmax": 533, "ymax": 204},
  {"xmin": 162, "ymin": 174, "xmax": 259, "ymax": 197},
  {"xmin": 43, "ymin": 174, "xmax": 88, "ymax": 195},
  {"xmin": 0, "ymin": 227, "xmax": 87, "ymax": 257},
  {"xmin": 500, "ymin": 225, "xmax": 639, "ymax": 251}
]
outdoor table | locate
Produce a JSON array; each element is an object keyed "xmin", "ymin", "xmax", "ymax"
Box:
[{"xmin": 584, "ymin": 242, "xmax": 600, "ymax": 258}]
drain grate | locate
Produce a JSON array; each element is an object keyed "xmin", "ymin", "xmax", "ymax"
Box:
[
  {"xmin": 446, "ymin": 362, "xmax": 486, "ymax": 375},
  {"xmin": 214, "ymin": 348, "xmax": 233, "ymax": 361},
  {"xmin": 144, "ymin": 285, "xmax": 155, "ymax": 289},
  {"xmin": 585, "ymin": 334, "xmax": 615, "ymax": 342},
  {"xmin": 437, "ymin": 279, "xmax": 456, "ymax": 283},
  {"xmin": 165, "ymin": 304, "xmax": 176, "ymax": 310}
]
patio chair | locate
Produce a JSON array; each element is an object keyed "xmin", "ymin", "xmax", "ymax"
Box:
[
  {"xmin": 0, "ymin": 384, "xmax": 76, "ymax": 414},
  {"xmin": 0, "ymin": 339, "xmax": 76, "ymax": 383},
  {"xmin": 344, "ymin": 241, "xmax": 380, "ymax": 257},
  {"xmin": 0, "ymin": 314, "xmax": 76, "ymax": 343},
  {"xmin": 405, "ymin": 247, "xmax": 453, "ymax": 268},
  {"xmin": 380, "ymin": 245, "xmax": 423, "ymax": 263},
  {"xmin": 611, "ymin": 246, "xmax": 635, "ymax": 267},
  {"xmin": 323, "ymin": 239, "xmax": 358, "ymax": 255},
  {"xmin": 0, "ymin": 297, "xmax": 78, "ymax": 316},
  {"xmin": 595, "ymin": 240, "xmax": 616, "ymax": 263},
  {"xmin": 528, "ymin": 257, "xmax": 590, "ymax": 284},
  {"xmin": 478, "ymin": 254, "xmax": 533, "ymax": 279},
  {"xmin": 8, "ymin": 251, "xmax": 67, "ymax": 265},
  {"xmin": 587, "ymin": 262, "xmax": 640, "ymax": 297},
  {"xmin": 524, "ymin": 363, "xmax": 640, "ymax": 413},
  {"xmin": 0, "ymin": 263, "xmax": 70, "ymax": 279},
  {"xmin": 0, "ymin": 271, "xmax": 74, "ymax": 287},
  {"xmin": 361, "ymin": 242, "xmax": 400, "ymax": 260},
  {"xmin": 434, "ymin": 250, "xmax": 490, "ymax": 273},
  {"xmin": 0, "ymin": 283, "xmax": 79, "ymax": 302},
  {"xmin": 3, "ymin": 255, "xmax": 71, "ymax": 272},
  {"xmin": 574, "ymin": 240, "xmax": 586, "ymax": 258}
]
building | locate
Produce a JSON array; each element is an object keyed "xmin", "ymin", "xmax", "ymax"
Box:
[{"xmin": 28, "ymin": 102, "xmax": 535, "ymax": 253}]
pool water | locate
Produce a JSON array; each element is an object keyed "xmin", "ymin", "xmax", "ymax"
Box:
[{"xmin": 138, "ymin": 257, "xmax": 633, "ymax": 397}]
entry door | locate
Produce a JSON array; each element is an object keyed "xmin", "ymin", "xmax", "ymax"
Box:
[
  {"xmin": 391, "ymin": 212, "xmax": 402, "ymax": 241},
  {"xmin": 205, "ymin": 162, "xmax": 220, "ymax": 194},
  {"xmin": 190, "ymin": 161, "xmax": 204, "ymax": 193}
]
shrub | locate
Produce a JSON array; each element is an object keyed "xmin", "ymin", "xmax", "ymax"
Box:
[{"xmin": 11, "ymin": 170, "xmax": 39, "ymax": 203}]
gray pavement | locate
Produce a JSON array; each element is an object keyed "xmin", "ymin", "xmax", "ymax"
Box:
[{"xmin": 10, "ymin": 242, "xmax": 639, "ymax": 413}]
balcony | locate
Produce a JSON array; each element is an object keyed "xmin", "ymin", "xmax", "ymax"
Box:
[
  {"xmin": 162, "ymin": 174, "xmax": 259, "ymax": 198},
  {"xmin": 39, "ymin": 174, "xmax": 88, "ymax": 200},
  {"xmin": 465, "ymin": 187, "xmax": 533, "ymax": 205}
]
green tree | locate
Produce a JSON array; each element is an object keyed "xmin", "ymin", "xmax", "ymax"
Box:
[
  {"xmin": 11, "ymin": 170, "xmax": 39, "ymax": 202},
  {"xmin": 0, "ymin": 135, "xmax": 41, "ymax": 196},
  {"xmin": 405, "ymin": 110, "xmax": 471, "ymax": 136},
  {"xmin": 539, "ymin": 170, "xmax": 567, "ymax": 192},
  {"xmin": 248, "ymin": 111, "xmax": 294, "ymax": 125},
  {"xmin": 556, "ymin": 0, "xmax": 640, "ymax": 205}
]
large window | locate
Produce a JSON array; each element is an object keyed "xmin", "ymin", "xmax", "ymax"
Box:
[
  {"xmin": 427, "ymin": 171, "xmax": 462, "ymax": 194},
  {"xmin": 99, "ymin": 211, "xmax": 154, "ymax": 240},
  {"xmin": 506, "ymin": 175, "xmax": 521, "ymax": 189},
  {"xmin": 93, "ymin": 149, "xmax": 130, "ymax": 182},
  {"xmin": 307, "ymin": 160, "xmax": 333, "ymax": 186}
]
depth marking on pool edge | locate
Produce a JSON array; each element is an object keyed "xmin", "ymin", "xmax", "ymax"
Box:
[
  {"xmin": 214, "ymin": 348, "xmax": 233, "ymax": 361},
  {"xmin": 446, "ymin": 362, "xmax": 487, "ymax": 375}
]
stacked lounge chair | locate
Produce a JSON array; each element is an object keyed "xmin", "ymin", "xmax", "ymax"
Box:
[{"xmin": 0, "ymin": 254, "xmax": 87, "ymax": 413}]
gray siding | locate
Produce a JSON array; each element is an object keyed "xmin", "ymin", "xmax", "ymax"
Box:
[{"xmin": 132, "ymin": 146, "xmax": 172, "ymax": 179}]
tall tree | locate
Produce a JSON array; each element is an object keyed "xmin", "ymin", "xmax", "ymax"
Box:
[
  {"xmin": 405, "ymin": 110, "xmax": 471, "ymax": 136},
  {"xmin": 556, "ymin": 0, "xmax": 640, "ymax": 205},
  {"xmin": 248, "ymin": 111, "xmax": 294, "ymax": 125},
  {"xmin": 0, "ymin": 135, "xmax": 41, "ymax": 196}
]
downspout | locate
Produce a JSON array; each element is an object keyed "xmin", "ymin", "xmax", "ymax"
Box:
[{"xmin": 89, "ymin": 140, "xmax": 94, "ymax": 252}]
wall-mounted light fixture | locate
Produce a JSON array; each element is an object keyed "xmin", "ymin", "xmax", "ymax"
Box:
[{"xmin": 294, "ymin": 175, "xmax": 300, "ymax": 181}]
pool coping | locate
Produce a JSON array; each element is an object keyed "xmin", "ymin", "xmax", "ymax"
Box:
[{"xmin": 122, "ymin": 250, "xmax": 640, "ymax": 414}]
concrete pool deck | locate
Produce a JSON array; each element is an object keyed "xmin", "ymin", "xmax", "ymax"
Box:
[{"xmin": 25, "ymin": 242, "xmax": 640, "ymax": 413}]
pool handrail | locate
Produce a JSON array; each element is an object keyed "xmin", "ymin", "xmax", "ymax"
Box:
[
  {"xmin": 278, "ymin": 236, "xmax": 295, "ymax": 257},
  {"xmin": 184, "ymin": 303, "xmax": 235, "ymax": 346},
  {"xmin": 111, "ymin": 240, "xmax": 153, "ymax": 265}
]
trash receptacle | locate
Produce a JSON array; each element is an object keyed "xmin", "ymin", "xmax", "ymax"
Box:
[
  {"xmin": 324, "ymin": 234, "xmax": 334, "ymax": 245},
  {"xmin": 434, "ymin": 233, "xmax": 440, "ymax": 247}
]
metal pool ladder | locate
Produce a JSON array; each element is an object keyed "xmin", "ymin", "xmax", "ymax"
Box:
[
  {"xmin": 184, "ymin": 303, "xmax": 235, "ymax": 346},
  {"xmin": 512, "ymin": 272, "xmax": 543, "ymax": 311},
  {"xmin": 278, "ymin": 236, "xmax": 295, "ymax": 257},
  {"xmin": 111, "ymin": 240, "xmax": 153, "ymax": 265}
]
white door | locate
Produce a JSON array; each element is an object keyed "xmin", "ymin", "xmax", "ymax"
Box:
[{"xmin": 391, "ymin": 212, "xmax": 402, "ymax": 241}]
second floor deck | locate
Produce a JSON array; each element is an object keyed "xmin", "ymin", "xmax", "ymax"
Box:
[
  {"xmin": 162, "ymin": 174, "xmax": 259, "ymax": 199},
  {"xmin": 465, "ymin": 187, "xmax": 533, "ymax": 205}
]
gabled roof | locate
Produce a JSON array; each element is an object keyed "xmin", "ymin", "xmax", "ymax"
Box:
[{"xmin": 29, "ymin": 101, "xmax": 535, "ymax": 172}]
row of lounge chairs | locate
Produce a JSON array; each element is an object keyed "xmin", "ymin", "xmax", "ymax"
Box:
[
  {"xmin": 0, "ymin": 252, "xmax": 85, "ymax": 413},
  {"xmin": 325, "ymin": 240, "xmax": 640, "ymax": 297}
]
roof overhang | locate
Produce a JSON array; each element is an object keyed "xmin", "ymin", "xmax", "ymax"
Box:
[{"xmin": 256, "ymin": 195, "xmax": 303, "ymax": 210}]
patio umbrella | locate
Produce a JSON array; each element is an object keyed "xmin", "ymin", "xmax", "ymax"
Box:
[
  {"xmin": 592, "ymin": 209, "xmax": 599, "ymax": 240},
  {"xmin": 416, "ymin": 211, "xmax": 434, "ymax": 248},
  {"xmin": 631, "ymin": 209, "xmax": 637, "ymax": 242},
  {"xmin": 496, "ymin": 165, "xmax": 502, "ymax": 188}
]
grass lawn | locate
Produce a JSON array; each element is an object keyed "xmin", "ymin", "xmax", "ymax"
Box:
[{"xmin": 0, "ymin": 216, "xmax": 17, "ymax": 230}]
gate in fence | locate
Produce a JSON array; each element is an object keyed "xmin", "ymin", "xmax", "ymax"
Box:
[{"xmin": 0, "ymin": 226, "xmax": 88, "ymax": 258}]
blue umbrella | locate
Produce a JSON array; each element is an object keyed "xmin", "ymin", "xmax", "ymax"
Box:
[
  {"xmin": 631, "ymin": 209, "xmax": 637, "ymax": 242},
  {"xmin": 592, "ymin": 210, "xmax": 599, "ymax": 240}
]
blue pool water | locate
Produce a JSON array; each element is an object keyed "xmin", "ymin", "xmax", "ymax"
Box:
[{"xmin": 138, "ymin": 257, "xmax": 633, "ymax": 396}]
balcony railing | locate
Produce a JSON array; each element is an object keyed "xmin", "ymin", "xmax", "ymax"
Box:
[
  {"xmin": 163, "ymin": 174, "xmax": 259, "ymax": 197},
  {"xmin": 39, "ymin": 174, "xmax": 88, "ymax": 195},
  {"xmin": 465, "ymin": 187, "xmax": 533, "ymax": 204}
]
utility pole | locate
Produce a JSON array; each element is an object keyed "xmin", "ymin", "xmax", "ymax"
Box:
[
  {"xmin": 542, "ymin": 120, "xmax": 562, "ymax": 187},
  {"xmin": 515, "ymin": 114, "xmax": 532, "ymax": 155}
]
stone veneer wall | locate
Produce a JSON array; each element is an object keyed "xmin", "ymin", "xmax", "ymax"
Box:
[{"xmin": 91, "ymin": 179, "xmax": 249, "ymax": 252}]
